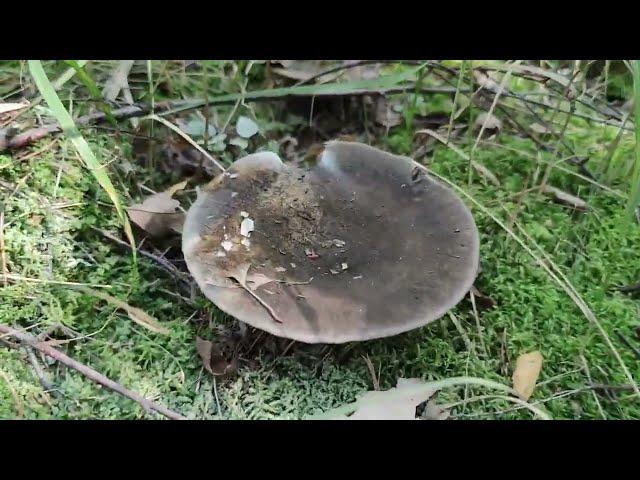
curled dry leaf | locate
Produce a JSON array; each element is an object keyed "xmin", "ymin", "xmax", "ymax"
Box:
[
  {"xmin": 471, "ymin": 285, "xmax": 497, "ymax": 309},
  {"xmin": 541, "ymin": 185, "xmax": 587, "ymax": 211},
  {"xmin": 512, "ymin": 350, "xmax": 543, "ymax": 400},
  {"xmin": 127, "ymin": 180, "xmax": 188, "ymax": 237}
]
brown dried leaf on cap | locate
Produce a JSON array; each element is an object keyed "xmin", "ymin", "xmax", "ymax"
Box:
[{"xmin": 127, "ymin": 180, "xmax": 188, "ymax": 237}]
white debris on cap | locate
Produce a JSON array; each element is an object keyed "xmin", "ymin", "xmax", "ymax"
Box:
[
  {"xmin": 221, "ymin": 240, "xmax": 233, "ymax": 251},
  {"xmin": 216, "ymin": 251, "xmax": 227, "ymax": 257},
  {"xmin": 231, "ymin": 192, "xmax": 238, "ymax": 198},
  {"xmin": 341, "ymin": 262, "xmax": 348, "ymax": 270},
  {"xmin": 240, "ymin": 211, "xmax": 249, "ymax": 218},
  {"xmin": 240, "ymin": 218, "xmax": 254, "ymax": 237},
  {"xmin": 275, "ymin": 267, "xmax": 287, "ymax": 273},
  {"xmin": 241, "ymin": 237, "xmax": 251, "ymax": 249}
]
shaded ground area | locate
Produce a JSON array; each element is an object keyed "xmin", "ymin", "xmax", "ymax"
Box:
[{"xmin": 0, "ymin": 60, "xmax": 639, "ymax": 419}]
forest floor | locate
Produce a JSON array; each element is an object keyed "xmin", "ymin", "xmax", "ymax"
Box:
[{"xmin": 1, "ymin": 60, "xmax": 639, "ymax": 419}]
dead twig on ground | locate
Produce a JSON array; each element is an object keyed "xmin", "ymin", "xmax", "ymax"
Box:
[
  {"xmin": 0, "ymin": 324, "xmax": 185, "ymax": 420},
  {"xmin": 0, "ymin": 210, "xmax": 7, "ymax": 287},
  {"xmin": 614, "ymin": 329, "xmax": 640, "ymax": 361},
  {"xmin": 93, "ymin": 227, "xmax": 193, "ymax": 293}
]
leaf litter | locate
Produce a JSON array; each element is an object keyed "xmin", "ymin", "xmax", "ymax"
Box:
[{"xmin": 126, "ymin": 180, "xmax": 188, "ymax": 237}]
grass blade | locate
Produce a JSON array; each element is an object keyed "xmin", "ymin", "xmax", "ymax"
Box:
[
  {"xmin": 27, "ymin": 60, "xmax": 136, "ymax": 259},
  {"xmin": 627, "ymin": 60, "xmax": 640, "ymax": 218},
  {"xmin": 161, "ymin": 63, "xmax": 429, "ymax": 117}
]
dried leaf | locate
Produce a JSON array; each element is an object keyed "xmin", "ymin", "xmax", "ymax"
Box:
[
  {"xmin": 471, "ymin": 285, "xmax": 497, "ymax": 309},
  {"xmin": 475, "ymin": 112, "xmax": 502, "ymax": 132},
  {"xmin": 76, "ymin": 286, "xmax": 169, "ymax": 334},
  {"xmin": 375, "ymin": 97, "xmax": 402, "ymax": 128},
  {"xmin": 0, "ymin": 102, "xmax": 29, "ymax": 114},
  {"xmin": 102, "ymin": 60, "xmax": 135, "ymax": 102},
  {"xmin": 127, "ymin": 180, "xmax": 187, "ymax": 236},
  {"xmin": 529, "ymin": 122, "xmax": 553, "ymax": 135},
  {"xmin": 236, "ymin": 116, "xmax": 259, "ymax": 138},
  {"xmin": 226, "ymin": 262, "xmax": 251, "ymax": 286},
  {"xmin": 473, "ymin": 70, "xmax": 501, "ymax": 93},
  {"xmin": 196, "ymin": 336, "xmax": 236, "ymax": 376},
  {"xmin": 421, "ymin": 399, "xmax": 451, "ymax": 420},
  {"xmin": 246, "ymin": 272, "xmax": 277, "ymax": 291},
  {"xmin": 271, "ymin": 60, "xmax": 341, "ymax": 83},
  {"xmin": 513, "ymin": 351, "xmax": 543, "ymax": 400},
  {"xmin": 334, "ymin": 378, "xmax": 440, "ymax": 420},
  {"xmin": 541, "ymin": 185, "xmax": 587, "ymax": 210}
]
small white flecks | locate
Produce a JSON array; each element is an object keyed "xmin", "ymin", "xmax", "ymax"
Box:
[
  {"xmin": 231, "ymin": 192, "xmax": 238, "ymax": 198},
  {"xmin": 290, "ymin": 263, "xmax": 297, "ymax": 268},
  {"xmin": 229, "ymin": 173, "xmax": 238, "ymax": 179},
  {"xmin": 341, "ymin": 262, "xmax": 348, "ymax": 270},
  {"xmin": 333, "ymin": 239, "xmax": 346, "ymax": 248},
  {"xmin": 216, "ymin": 250, "xmax": 227, "ymax": 257},
  {"xmin": 240, "ymin": 218, "xmax": 254, "ymax": 237},
  {"xmin": 240, "ymin": 211, "xmax": 249, "ymax": 218},
  {"xmin": 275, "ymin": 267, "xmax": 287, "ymax": 273},
  {"xmin": 221, "ymin": 240, "xmax": 233, "ymax": 251},
  {"xmin": 241, "ymin": 237, "xmax": 251, "ymax": 249},
  {"xmin": 263, "ymin": 289, "xmax": 275, "ymax": 295},
  {"xmin": 353, "ymin": 275, "xmax": 363, "ymax": 280},
  {"xmin": 329, "ymin": 268, "xmax": 340, "ymax": 275}
]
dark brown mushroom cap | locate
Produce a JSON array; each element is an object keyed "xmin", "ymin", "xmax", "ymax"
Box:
[{"xmin": 182, "ymin": 141, "xmax": 479, "ymax": 344}]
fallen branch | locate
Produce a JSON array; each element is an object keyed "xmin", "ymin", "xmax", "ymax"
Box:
[{"xmin": 0, "ymin": 324, "xmax": 185, "ymax": 420}]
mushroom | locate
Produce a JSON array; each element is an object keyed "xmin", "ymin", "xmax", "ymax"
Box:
[{"xmin": 182, "ymin": 141, "xmax": 479, "ymax": 344}]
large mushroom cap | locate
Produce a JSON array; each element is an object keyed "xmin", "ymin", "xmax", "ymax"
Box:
[{"xmin": 182, "ymin": 141, "xmax": 479, "ymax": 344}]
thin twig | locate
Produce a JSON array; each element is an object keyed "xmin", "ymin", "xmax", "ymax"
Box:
[
  {"xmin": 362, "ymin": 354, "xmax": 380, "ymax": 390},
  {"xmin": 25, "ymin": 346, "xmax": 60, "ymax": 397},
  {"xmin": 614, "ymin": 329, "xmax": 640, "ymax": 361},
  {"xmin": 0, "ymin": 210, "xmax": 7, "ymax": 287},
  {"xmin": 93, "ymin": 227, "xmax": 192, "ymax": 293},
  {"xmin": 0, "ymin": 324, "xmax": 185, "ymax": 420},
  {"xmin": 579, "ymin": 353, "xmax": 606, "ymax": 420}
]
